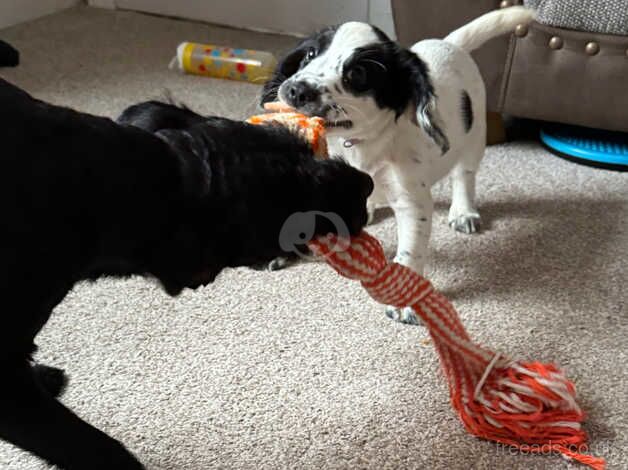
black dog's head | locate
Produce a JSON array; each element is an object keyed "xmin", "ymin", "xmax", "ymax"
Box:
[
  {"xmin": 261, "ymin": 22, "xmax": 448, "ymax": 153},
  {"xmin": 117, "ymin": 101, "xmax": 373, "ymax": 293},
  {"xmin": 117, "ymin": 99, "xmax": 207, "ymax": 133}
]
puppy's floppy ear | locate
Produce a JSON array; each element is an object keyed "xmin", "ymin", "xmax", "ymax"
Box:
[
  {"xmin": 156, "ymin": 129, "xmax": 211, "ymax": 201},
  {"xmin": 399, "ymin": 49, "xmax": 450, "ymax": 155}
]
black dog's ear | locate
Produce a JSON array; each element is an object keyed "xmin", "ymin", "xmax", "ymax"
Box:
[
  {"xmin": 156, "ymin": 129, "xmax": 211, "ymax": 201},
  {"xmin": 117, "ymin": 100, "xmax": 206, "ymax": 133},
  {"xmin": 399, "ymin": 49, "xmax": 450, "ymax": 155}
]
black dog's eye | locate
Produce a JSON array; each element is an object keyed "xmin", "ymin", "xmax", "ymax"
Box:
[{"xmin": 343, "ymin": 65, "xmax": 369, "ymax": 92}]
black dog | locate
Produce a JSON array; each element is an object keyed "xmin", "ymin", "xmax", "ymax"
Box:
[
  {"xmin": 0, "ymin": 78, "xmax": 373, "ymax": 469},
  {"xmin": 0, "ymin": 40, "xmax": 19, "ymax": 67}
]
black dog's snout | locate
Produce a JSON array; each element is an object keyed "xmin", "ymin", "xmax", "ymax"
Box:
[{"xmin": 286, "ymin": 81, "xmax": 319, "ymax": 108}]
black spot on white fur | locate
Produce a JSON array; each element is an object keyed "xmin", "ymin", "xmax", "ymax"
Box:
[{"xmin": 461, "ymin": 90, "xmax": 473, "ymax": 133}]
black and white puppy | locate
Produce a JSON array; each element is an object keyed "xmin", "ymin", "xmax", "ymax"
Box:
[
  {"xmin": 262, "ymin": 7, "xmax": 535, "ymax": 324},
  {"xmin": 0, "ymin": 79, "xmax": 372, "ymax": 470}
]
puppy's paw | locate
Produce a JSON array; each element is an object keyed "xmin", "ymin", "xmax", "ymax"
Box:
[
  {"xmin": 448, "ymin": 213, "xmax": 481, "ymax": 234},
  {"xmin": 251, "ymin": 256, "xmax": 298, "ymax": 272},
  {"xmin": 32, "ymin": 364, "xmax": 68, "ymax": 397},
  {"xmin": 366, "ymin": 204, "xmax": 376, "ymax": 225},
  {"xmin": 385, "ymin": 306, "xmax": 423, "ymax": 326}
]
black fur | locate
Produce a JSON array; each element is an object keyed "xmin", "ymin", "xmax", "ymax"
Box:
[
  {"xmin": 461, "ymin": 90, "xmax": 473, "ymax": 133},
  {"xmin": 32, "ymin": 364, "xmax": 68, "ymax": 397},
  {"xmin": 341, "ymin": 42, "xmax": 427, "ymax": 119},
  {"xmin": 117, "ymin": 99, "xmax": 205, "ymax": 132},
  {"xmin": 0, "ymin": 79, "xmax": 372, "ymax": 469},
  {"xmin": 0, "ymin": 39, "xmax": 19, "ymax": 67},
  {"xmin": 343, "ymin": 41, "xmax": 449, "ymax": 154},
  {"xmin": 368, "ymin": 24, "xmax": 391, "ymax": 43}
]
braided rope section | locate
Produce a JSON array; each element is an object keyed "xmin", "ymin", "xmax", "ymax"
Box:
[
  {"xmin": 247, "ymin": 112, "xmax": 327, "ymax": 158},
  {"xmin": 308, "ymin": 232, "xmax": 605, "ymax": 470}
]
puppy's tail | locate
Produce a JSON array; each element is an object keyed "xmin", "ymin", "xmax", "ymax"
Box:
[{"xmin": 444, "ymin": 6, "xmax": 536, "ymax": 53}]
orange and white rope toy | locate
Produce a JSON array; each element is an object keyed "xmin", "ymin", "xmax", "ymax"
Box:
[
  {"xmin": 247, "ymin": 102, "xmax": 327, "ymax": 158},
  {"xmin": 248, "ymin": 108, "xmax": 605, "ymax": 469},
  {"xmin": 308, "ymin": 232, "xmax": 605, "ymax": 470}
]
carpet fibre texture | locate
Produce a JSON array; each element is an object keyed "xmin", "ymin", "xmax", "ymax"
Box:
[{"xmin": 1, "ymin": 6, "xmax": 626, "ymax": 470}]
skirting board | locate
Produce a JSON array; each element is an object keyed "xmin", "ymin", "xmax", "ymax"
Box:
[
  {"xmin": 0, "ymin": 0, "xmax": 80, "ymax": 29},
  {"xmin": 86, "ymin": 0, "xmax": 396, "ymax": 38}
]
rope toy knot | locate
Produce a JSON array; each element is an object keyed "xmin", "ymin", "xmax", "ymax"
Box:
[{"xmin": 309, "ymin": 232, "xmax": 433, "ymax": 308}]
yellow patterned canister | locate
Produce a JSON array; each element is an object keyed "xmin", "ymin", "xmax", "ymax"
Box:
[{"xmin": 172, "ymin": 42, "xmax": 278, "ymax": 84}]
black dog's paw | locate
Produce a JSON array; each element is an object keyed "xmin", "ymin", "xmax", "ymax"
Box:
[
  {"xmin": 32, "ymin": 364, "xmax": 68, "ymax": 397},
  {"xmin": 93, "ymin": 440, "xmax": 146, "ymax": 470},
  {"xmin": 65, "ymin": 439, "xmax": 145, "ymax": 470}
]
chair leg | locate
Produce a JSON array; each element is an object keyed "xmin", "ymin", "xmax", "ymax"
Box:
[{"xmin": 486, "ymin": 112, "xmax": 506, "ymax": 145}]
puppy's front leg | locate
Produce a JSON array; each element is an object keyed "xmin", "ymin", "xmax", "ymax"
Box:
[
  {"xmin": 366, "ymin": 182, "xmax": 387, "ymax": 225},
  {"xmin": 385, "ymin": 165, "xmax": 433, "ymax": 325}
]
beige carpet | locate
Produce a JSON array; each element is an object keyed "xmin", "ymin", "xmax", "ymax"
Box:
[{"xmin": 1, "ymin": 6, "xmax": 627, "ymax": 470}]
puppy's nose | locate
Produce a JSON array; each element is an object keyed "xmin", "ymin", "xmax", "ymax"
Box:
[{"xmin": 286, "ymin": 81, "xmax": 319, "ymax": 108}]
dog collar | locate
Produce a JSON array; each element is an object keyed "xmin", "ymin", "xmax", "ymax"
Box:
[{"xmin": 343, "ymin": 138, "xmax": 363, "ymax": 148}]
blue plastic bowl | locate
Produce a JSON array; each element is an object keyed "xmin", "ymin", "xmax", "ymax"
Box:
[{"xmin": 540, "ymin": 124, "xmax": 628, "ymax": 171}]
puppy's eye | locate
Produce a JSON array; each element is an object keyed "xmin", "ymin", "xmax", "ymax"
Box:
[
  {"xmin": 343, "ymin": 65, "xmax": 369, "ymax": 92},
  {"xmin": 305, "ymin": 47, "xmax": 317, "ymax": 61}
]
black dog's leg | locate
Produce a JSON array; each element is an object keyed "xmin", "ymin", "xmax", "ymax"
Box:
[
  {"xmin": 0, "ymin": 360, "xmax": 144, "ymax": 470},
  {"xmin": 32, "ymin": 364, "xmax": 68, "ymax": 398}
]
